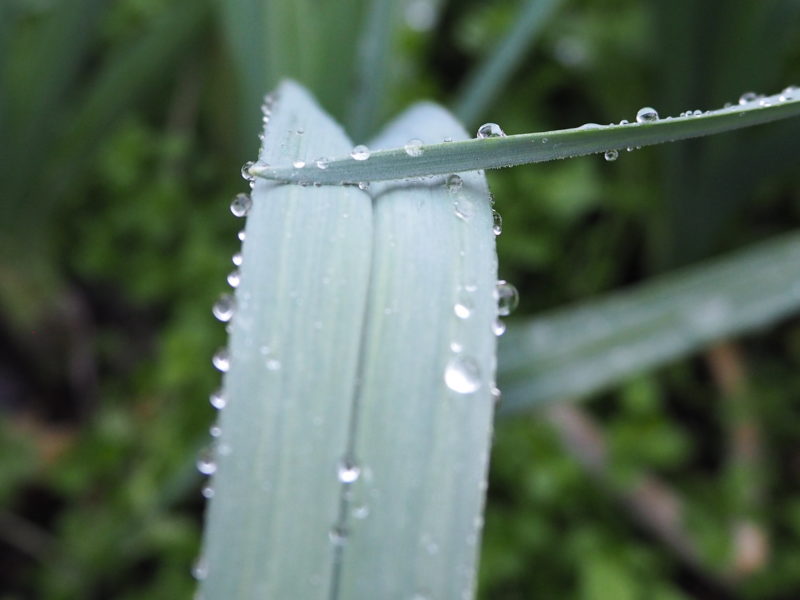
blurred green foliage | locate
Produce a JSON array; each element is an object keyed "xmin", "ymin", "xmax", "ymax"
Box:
[{"xmin": 1, "ymin": 0, "xmax": 799, "ymax": 598}]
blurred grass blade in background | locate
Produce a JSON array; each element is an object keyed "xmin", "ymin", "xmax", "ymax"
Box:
[
  {"xmin": 333, "ymin": 104, "xmax": 497, "ymax": 599},
  {"xmin": 251, "ymin": 91, "xmax": 800, "ymax": 184},
  {"xmin": 199, "ymin": 82, "xmax": 498, "ymax": 599},
  {"xmin": 497, "ymin": 231, "xmax": 800, "ymax": 412},
  {"xmin": 454, "ymin": 0, "xmax": 563, "ymax": 126}
]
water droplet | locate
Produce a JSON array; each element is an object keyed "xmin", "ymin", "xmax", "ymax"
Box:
[
  {"xmin": 619, "ymin": 119, "xmax": 629, "ymax": 125},
  {"xmin": 780, "ymin": 85, "xmax": 799, "ymax": 101},
  {"xmin": 446, "ymin": 174, "xmax": 463, "ymax": 192},
  {"xmin": 444, "ymin": 355, "xmax": 481, "ymax": 394},
  {"xmin": 450, "ymin": 341, "xmax": 463, "ymax": 353},
  {"xmin": 237, "ymin": 229, "xmax": 246, "ymax": 241},
  {"xmin": 192, "ymin": 556, "xmax": 208, "ymax": 581},
  {"xmin": 209, "ymin": 425, "xmax": 222, "ymax": 438},
  {"xmin": 635, "ymin": 107, "xmax": 659, "ymax": 123},
  {"xmin": 227, "ymin": 269, "xmax": 241, "ymax": 288},
  {"xmin": 212, "ymin": 293, "xmax": 236, "ymax": 322},
  {"xmin": 492, "ymin": 210, "xmax": 503, "ymax": 235},
  {"xmin": 443, "ymin": 136, "xmax": 453, "ymax": 143},
  {"xmin": 209, "ymin": 388, "xmax": 227, "ymax": 410},
  {"xmin": 496, "ymin": 281, "xmax": 519, "ymax": 316},
  {"xmin": 454, "ymin": 196, "xmax": 475, "ymax": 221},
  {"xmin": 240, "ymin": 161, "xmax": 255, "ymax": 181},
  {"xmin": 292, "ymin": 160, "xmax": 306, "ymax": 169},
  {"xmin": 692, "ymin": 109, "xmax": 703, "ymax": 116},
  {"xmin": 232, "ymin": 252, "xmax": 243, "ymax": 266},
  {"xmin": 604, "ymin": 149, "xmax": 619, "ymax": 162},
  {"xmin": 404, "ymin": 138, "xmax": 424, "ymax": 157},
  {"xmin": 477, "ymin": 123, "xmax": 506, "ymax": 138},
  {"xmin": 351, "ymin": 145, "xmax": 371, "ymax": 161},
  {"xmin": 329, "ymin": 526, "xmax": 348, "ymax": 546},
  {"xmin": 265, "ymin": 357, "xmax": 281, "ymax": 371},
  {"xmin": 337, "ymin": 459, "xmax": 361, "ymax": 483},
  {"xmin": 454, "ymin": 299, "xmax": 472, "ymax": 319},
  {"xmin": 492, "ymin": 319, "xmax": 506, "ymax": 336},
  {"xmin": 197, "ymin": 446, "xmax": 217, "ymax": 475},
  {"xmin": 316, "ymin": 157, "xmax": 330, "ymax": 169},
  {"xmin": 578, "ymin": 122, "xmax": 603, "ymax": 130},
  {"xmin": 758, "ymin": 98, "xmax": 771, "ymax": 107},
  {"xmin": 230, "ymin": 193, "xmax": 252, "ymax": 217},
  {"xmin": 212, "ymin": 347, "xmax": 230, "ymax": 372},
  {"xmin": 739, "ymin": 91, "xmax": 758, "ymax": 105},
  {"xmin": 357, "ymin": 181, "xmax": 370, "ymax": 190},
  {"xmin": 491, "ymin": 386, "xmax": 502, "ymax": 405},
  {"xmin": 352, "ymin": 504, "xmax": 370, "ymax": 519},
  {"xmin": 201, "ymin": 485, "xmax": 215, "ymax": 499}
]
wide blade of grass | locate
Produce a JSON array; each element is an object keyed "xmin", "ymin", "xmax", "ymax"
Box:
[
  {"xmin": 198, "ymin": 81, "xmax": 373, "ymax": 598},
  {"xmin": 251, "ymin": 90, "xmax": 800, "ymax": 184},
  {"xmin": 454, "ymin": 0, "xmax": 563, "ymax": 126},
  {"xmin": 496, "ymin": 231, "xmax": 800, "ymax": 413},
  {"xmin": 333, "ymin": 104, "xmax": 497, "ymax": 599}
]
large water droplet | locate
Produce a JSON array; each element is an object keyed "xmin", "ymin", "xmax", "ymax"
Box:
[
  {"xmin": 404, "ymin": 138, "xmax": 424, "ymax": 157},
  {"xmin": 477, "ymin": 123, "xmax": 506, "ymax": 138},
  {"xmin": 197, "ymin": 446, "xmax": 217, "ymax": 475},
  {"xmin": 739, "ymin": 91, "xmax": 758, "ymax": 105},
  {"xmin": 635, "ymin": 107, "xmax": 659, "ymax": 123},
  {"xmin": 192, "ymin": 557, "xmax": 208, "ymax": 581},
  {"xmin": 496, "ymin": 280, "xmax": 519, "ymax": 316},
  {"xmin": 337, "ymin": 459, "xmax": 361, "ymax": 484},
  {"xmin": 212, "ymin": 293, "xmax": 236, "ymax": 322},
  {"xmin": 212, "ymin": 347, "xmax": 230, "ymax": 372},
  {"xmin": 227, "ymin": 269, "xmax": 241, "ymax": 288},
  {"xmin": 209, "ymin": 387, "xmax": 227, "ymax": 410},
  {"xmin": 351, "ymin": 145, "xmax": 371, "ymax": 161},
  {"xmin": 230, "ymin": 193, "xmax": 252, "ymax": 217},
  {"xmin": 444, "ymin": 355, "xmax": 481, "ymax": 394},
  {"xmin": 492, "ymin": 210, "xmax": 503, "ymax": 235},
  {"xmin": 604, "ymin": 149, "xmax": 619, "ymax": 162}
]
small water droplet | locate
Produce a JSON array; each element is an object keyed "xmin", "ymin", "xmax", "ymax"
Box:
[
  {"xmin": 230, "ymin": 193, "xmax": 252, "ymax": 217},
  {"xmin": 738, "ymin": 91, "xmax": 758, "ymax": 105},
  {"xmin": 265, "ymin": 357, "xmax": 281, "ymax": 371},
  {"xmin": 357, "ymin": 181, "xmax": 370, "ymax": 190},
  {"xmin": 192, "ymin": 556, "xmax": 208, "ymax": 581},
  {"xmin": 209, "ymin": 425, "xmax": 222, "ymax": 438},
  {"xmin": 496, "ymin": 281, "xmax": 519, "ymax": 316},
  {"xmin": 578, "ymin": 122, "xmax": 603, "ymax": 130},
  {"xmin": 329, "ymin": 526, "xmax": 348, "ymax": 546},
  {"xmin": 492, "ymin": 319, "xmax": 507, "ymax": 336},
  {"xmin": 454, "ymin": 196, "xmax": 475, "ymax": 221},
  {"xmin": 454, "ymin": 299, "xmax": 472, "ymax": 319},
  {"xmin": 227, "ymin": 269, "xmax": 241, "ymax": 288},
  {"xmin": 237, "ymin": 229, "xmax": 246, "ymax": 241},
  {"xmin": 232, "ymin": 252, "xmax": 243, "ymax": 266},
  {"xmin": 404, "ymin": 138, "xmax": 424, "ymax": 157},
  {"xmin": 450, "ymin": 341, "xmax": 463, "ymax": 353},
  {"xmin": 197, "ymin": 446, "xmax": 217, "ymax": 475},
  {"xmin": 240, "ymin": 161, "xmax": 255, "ymax": 181},
  {"xmin": 604, "ymin": 149, "xmax": 619, "ymax": 162},
  {"xmin": 491, "ymin": 386, "xmax": 502, "ymax": 405},
  {"xmin": 212, "ymin": 347, "xmax": 230, "ymax": 372},
  {"xmin": 446, "ymin": 174, "xmax": 463, "ymax": 192},
  {"xmin": 209, "ymin": 388, "xmax": 227, "ymax": 410},
  {"xmin": 316, "ymin": 157, "xmax": 330, "ymax": 169},
  {"xmin": 477, "ymin": 123, "xmax": 506, "ymax": 138},
  {"xmin": 351, "ymin": 145, "xmax": 371, "ymax": 161},
  {"xmin": 201, "ymin": 485, "xmax": 215, "ymax": 499},
  {"xmin": 635, "ymin": 107, "xmax": 659, "ymax": 123},
  {"xmin": 443, "ymin": 136, "xmax": 453, "ymax": 143},
  {"xmin": 337, "ymin": 459, "xmax": 361, "ymax": 483},
  {"xmin": 492, "ymin": 210, "xmax": 503, "ymax": 235},
  {"xmin": 352, "ymin": 504, "xmax": 370, "ymax": 519},
  {"xmin": 445, "ymin": 355, "xmax": 481, "ymax": 394},
  {"xmin": 212, "ymin": 293, "xmax": 236, "ymax": 322},
  {"xmin": 758, "ymin": 98, "xmax": 772, "ymax": 107}
]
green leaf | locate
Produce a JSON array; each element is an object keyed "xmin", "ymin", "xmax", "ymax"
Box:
[
  {"xmin": 497, "ymin": 231, "xmax": 800, "ymax": 412},
  {"xmin": 199, "ymin": 82, "xmax": 498, "ymax": 599},
  {"xmin": 454, "ymin": 0, "xmax": 563, "ymax": 126},
  {"xmin": 250, "ymin": 90, "xmax": 800, "ymax": 184}
]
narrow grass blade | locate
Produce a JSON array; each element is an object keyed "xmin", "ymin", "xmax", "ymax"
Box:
[
  {"xmin": 251, "ymin": 90, "xmax": 800, "ymax": 184},
  {"xmin": 333, "ymin": 105, "xmax": 497, "ymax": 599},
  {"xmin": 346, "ymin": 0, "xmax": 401, "ymax": 141},
  {"xmin": 496, "ymin": 232, "xmax": 800, "ymax": 413},
  {"xmin": 198, "ymin": 82, "xmax": 373, "ymax": 598},
  {"xmin": 454, "ymin": 0, "xmax": 562, "ymax": 126}
]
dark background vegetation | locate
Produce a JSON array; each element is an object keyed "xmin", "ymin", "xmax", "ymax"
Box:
[{"xmin": 1, "ymin": 0, "xmax": 799, "ymax": 598}]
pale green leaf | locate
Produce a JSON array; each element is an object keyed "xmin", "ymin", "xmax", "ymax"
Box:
[{"xmin": 497, "ymin": 232, "xmax": 800, "ymax": 412}]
